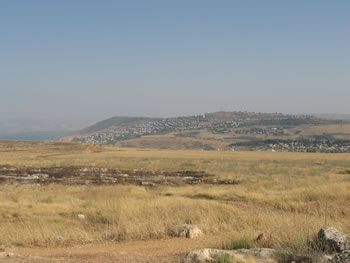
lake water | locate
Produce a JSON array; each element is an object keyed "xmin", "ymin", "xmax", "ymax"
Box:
[{"xmin": 0, "ymin": 131, "xmax": 69, "ymax": 141}]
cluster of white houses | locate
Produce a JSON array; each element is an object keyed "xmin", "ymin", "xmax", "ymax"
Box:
[{"xmin": 72, "ymin": 112, "xmax": 330, "ymax": 146}]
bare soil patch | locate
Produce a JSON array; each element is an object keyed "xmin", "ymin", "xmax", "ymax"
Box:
[
  {"xmin": 2, "ymin": 238, "xmax": 218, "ymax": 263},
  {"xmin": 0, "ymin": 165, "xmax": 238, "ymax": 186}
]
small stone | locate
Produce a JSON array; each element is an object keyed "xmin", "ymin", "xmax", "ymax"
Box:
[
  {"xmin": 77, "ymin": 214, "xmax": 85, "ymax": 220},
  {"xmin": 256, "ymin": 232, "xmax": 274, "ymax": 248},
  {"xmin": 173, "ymin": 224, "xmax": 203, "ymax": 239}
]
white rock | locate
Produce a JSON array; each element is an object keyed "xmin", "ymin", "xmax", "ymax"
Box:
[
  {"xmin": 182, "ymin": 248, "xmax": 277, "ymax": 263},
  {"xmin": 77, "ymin": 214, "xmax": 85, "ymax": 220},
  {"xmin": 31, "ymin": 173, "xmax": 49, "ymax": 179},
  {"xmin": 174, "ymin": 224, "xmax": 203, "ymax": 239},
  {"xmin": 318, "ymin": 227, "xmax": 350, "ymax": 253}
]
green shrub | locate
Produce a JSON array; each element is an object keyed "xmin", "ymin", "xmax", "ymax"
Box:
[
  {"xmin": 214, "ymin": 254, "xmax": 231, "ymax": 263},
  {"xmin": 274, "ymin": 237, "xmax": 324, "ymax": 263},
  {"xmin": 222, "ymin": 237, "xmax": 255, "ymax": 250}
]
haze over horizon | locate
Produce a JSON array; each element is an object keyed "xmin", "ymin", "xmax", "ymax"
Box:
[{"xmin": 1, "ymin": 0, "xmax": 349, "ymax": 122}]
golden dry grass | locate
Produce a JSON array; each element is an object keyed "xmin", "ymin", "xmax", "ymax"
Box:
[{"xmin": 0, "ymin": 140, "xmax": 349, "ymax": 250}]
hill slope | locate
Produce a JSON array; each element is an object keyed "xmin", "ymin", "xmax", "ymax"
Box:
[
  {"xmin": 59, "ymin": 112, "xmax": 350, "ymax": 152},
  {"xmin": 78, "ymin": 116, "xmax": 158, "ymax": 135}
]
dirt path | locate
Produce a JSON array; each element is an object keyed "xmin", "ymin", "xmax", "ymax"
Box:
[{"xmin": 1, "ymin": 237, "xmax": 219, "ymax": 262}]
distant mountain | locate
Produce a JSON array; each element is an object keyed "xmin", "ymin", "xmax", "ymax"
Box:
[
  {"xmin": 57, "ymin": 111, "xmax": 340, "ymax": 147},
  {"xmin": 310, "ymin": 113, "xmax": 350, "ymax": 119},
  {"xmin": 58, "ymin": 111, "xmax": 350, "ymax": 152}
]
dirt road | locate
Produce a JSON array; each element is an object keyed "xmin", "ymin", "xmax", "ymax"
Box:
[{"xmin": 1, "ymin": 237, "xmax": 218, "ymax": 262}]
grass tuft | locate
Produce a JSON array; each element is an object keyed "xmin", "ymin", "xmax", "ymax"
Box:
[
  {"xmin": 214, "ymin": 254, "xmax": 231, "ymax": 263},
  {"xmin": 222, "ymin": 237, "xmax": 256, "ymax": 250}
]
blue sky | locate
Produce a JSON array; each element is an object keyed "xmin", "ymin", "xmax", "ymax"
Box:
[{"xmin": 1, "ymin": 0, "xmax": 349, "ymax": 120}]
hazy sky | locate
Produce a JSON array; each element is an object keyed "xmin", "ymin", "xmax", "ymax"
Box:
[{"xmin": 1, "ymin": 0, "xmax": 349, "ymax": 120}]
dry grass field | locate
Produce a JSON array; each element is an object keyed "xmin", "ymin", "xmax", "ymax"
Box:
[{"xmin": 0, "ymin": 140, "xmax": 349, "ymax": 261}]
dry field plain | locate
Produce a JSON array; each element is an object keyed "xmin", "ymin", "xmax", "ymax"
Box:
[{"xmin": 0, "ymin": 140, "xmax": 349, "ymax": 262}]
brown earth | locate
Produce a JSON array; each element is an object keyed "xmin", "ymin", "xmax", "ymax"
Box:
[
  {"xmin": 1, "ymin": 237, "xmax": 218, "ymax": 263},
  {"xmin": 0, "ymin": 165, "xmax": 238, "ymax": 186}
]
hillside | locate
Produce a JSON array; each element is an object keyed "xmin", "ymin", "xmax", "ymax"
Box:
[
  {"xmin": 77, "ymin": 116, "xmax": 157, "ymax": 134},
  {"xmin": 59, "ymin": 112, "xmax": 350, "ymax": 152}
]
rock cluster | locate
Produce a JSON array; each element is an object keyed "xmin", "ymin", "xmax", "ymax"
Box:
[
  {"xmin": 0, "ymin": 165, "xmax": 238, "ymax": 186},
  {"xmin": 182, "ymin": 248, "xmax": 277, "ymax": 263},
  {"xmin": 172, "ymin": 224, "xmax": 203, "ymax": 239},
  {"xmin": 183, "ymin": 227, "xmax": 350, "ymax": 263}
]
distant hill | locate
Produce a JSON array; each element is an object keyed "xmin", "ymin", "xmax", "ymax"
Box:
[
  {"xmin": 77, "ymin": 116, "xmax": 159, "ymax": 135},
  {"xmin": 59, "ymin": 111, "xmax": 350, "ymax": 152},
  {"xmin": 310, "ymin": 113, "xmax": 350, "ymax": 119}
]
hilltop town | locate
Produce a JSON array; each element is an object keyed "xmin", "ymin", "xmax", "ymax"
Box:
[{"xmin": 59, "ymin": 111, "xmax": 350, "ymax": 153}]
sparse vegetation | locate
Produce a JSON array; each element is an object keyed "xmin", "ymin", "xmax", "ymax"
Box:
[
  {"xmin": 0, "ymin": 141, "xmax": 349, "ymax": 255},
  {"xmin": 214, "ymin": 254, "xmax": 231, "ymax": 263},
  {"xmin": 221, "ymin": 237, "xmax": 256, "ymax": 250},
  {"xmin": 274, "ymin": 236, "xmax": 325, "ymax": 263},
  {"xmin": 175, "ymin": 131, "xmax": 200, "ymax": 137}
]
